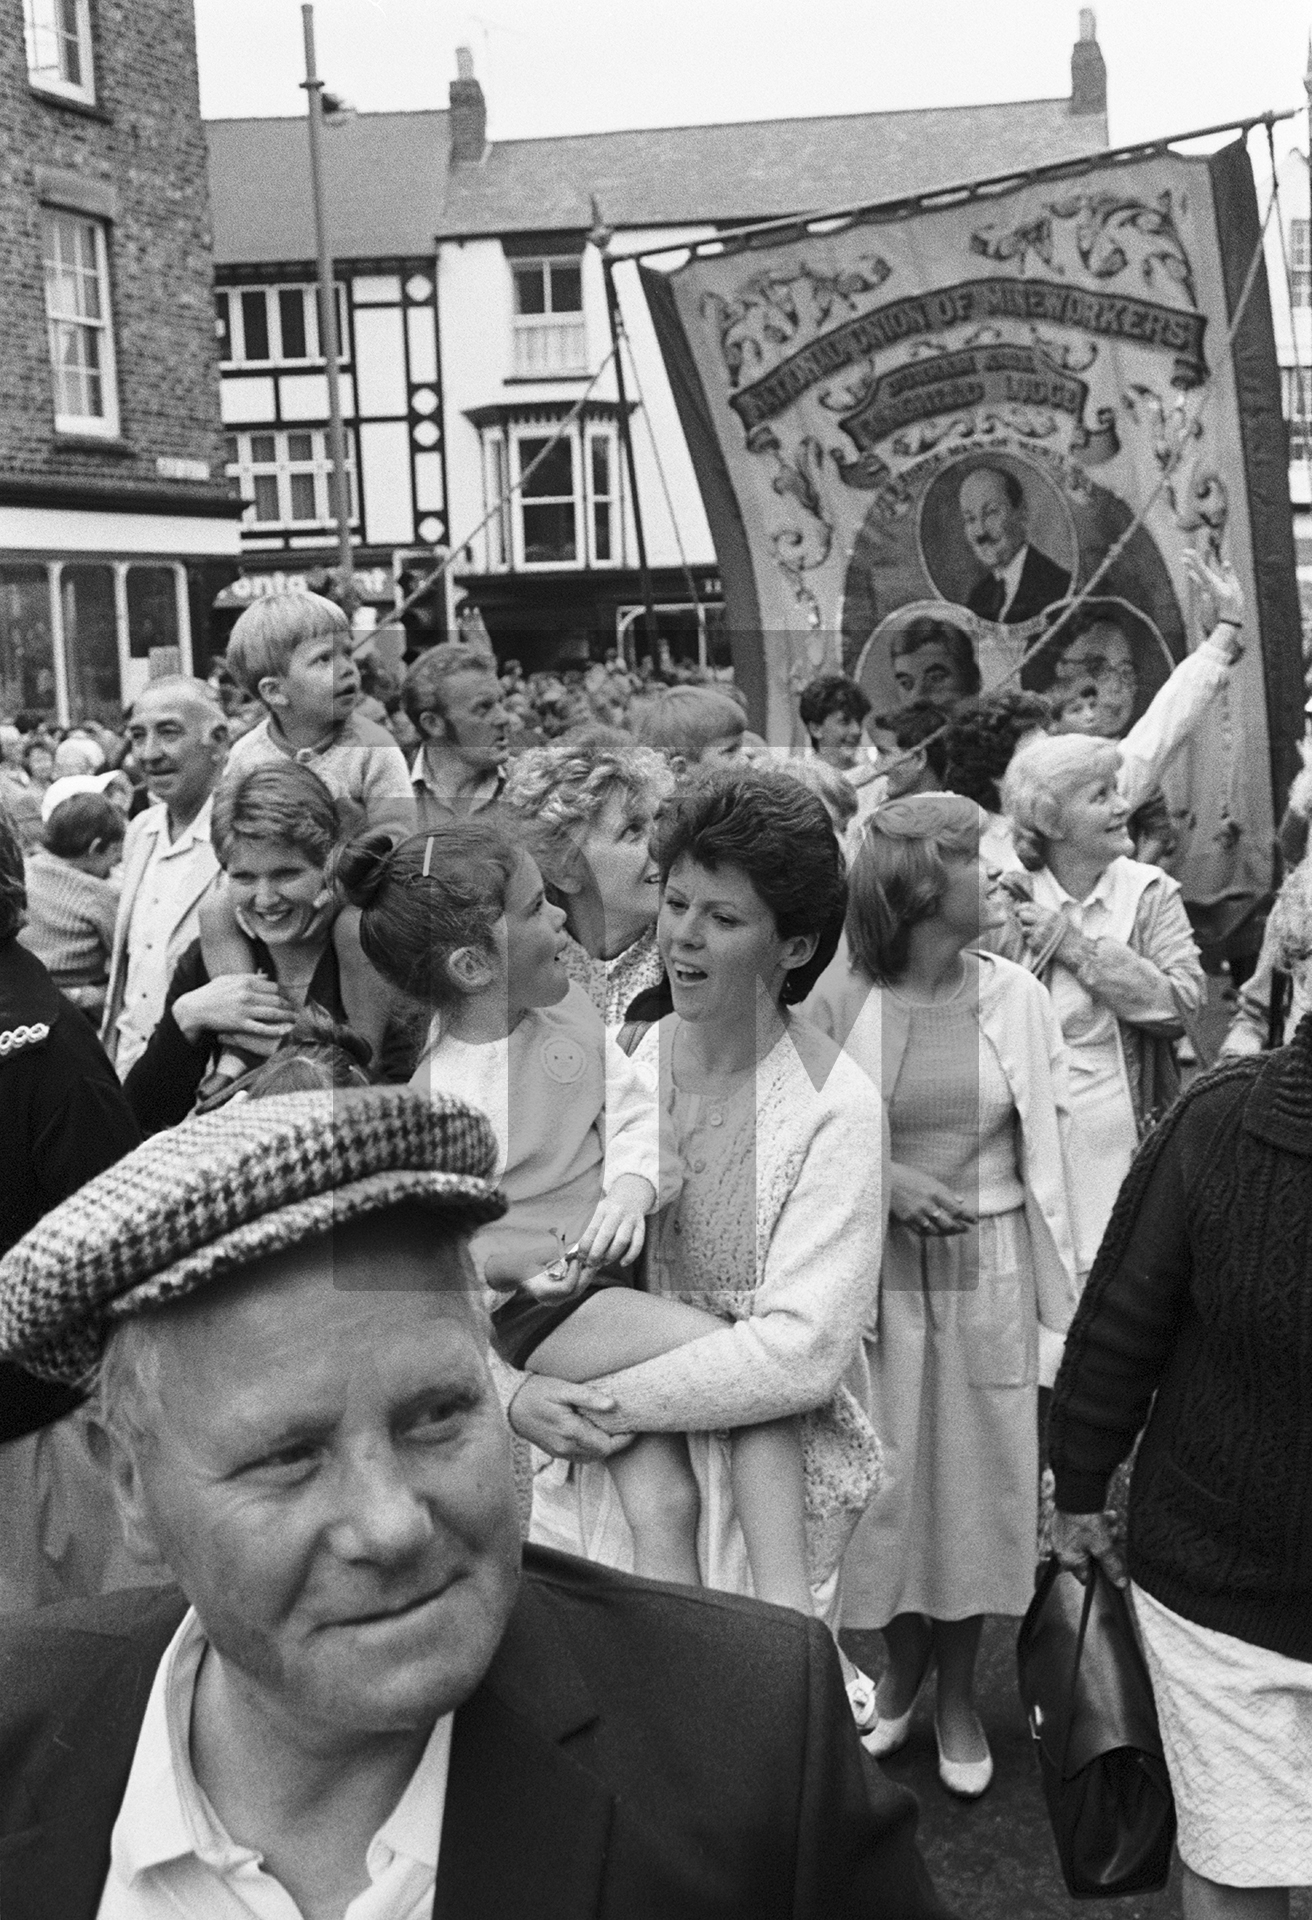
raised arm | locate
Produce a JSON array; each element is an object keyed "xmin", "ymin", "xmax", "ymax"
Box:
[{"xmin": 1117, "ymin": 551, "xmax": 1244, "ymax": 815}]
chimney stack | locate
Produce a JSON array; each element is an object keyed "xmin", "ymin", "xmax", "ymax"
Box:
[
  {"xmin": 449, "ymin": 46, "xmax": 487, "ymax": 164},
  {"xmin": 1071, "ymin": 10, "xmax": 1107, "ymax": 117}
]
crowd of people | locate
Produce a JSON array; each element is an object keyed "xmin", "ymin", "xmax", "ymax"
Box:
[{"xmin": 1, "ymin": 559, "xmax": 1311, "ymax": 1919}]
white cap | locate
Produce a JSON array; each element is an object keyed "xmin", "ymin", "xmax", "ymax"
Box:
[{"xmin": 40, "ymin": 772, "xmax": 119, "ymax": 823}]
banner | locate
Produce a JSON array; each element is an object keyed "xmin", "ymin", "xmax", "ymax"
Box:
[{"xmin": 641, "ymin": 139, "xmax": 1303, "ymax": 914}]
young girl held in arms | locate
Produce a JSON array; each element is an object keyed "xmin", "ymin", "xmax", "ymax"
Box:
[{"xmin": 337, "ymin": 821, "xmax": 829, "ymax": 1639}]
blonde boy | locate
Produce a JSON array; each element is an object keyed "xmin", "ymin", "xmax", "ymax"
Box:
[{"xmin": 223, "ymin": 592, "xmax": 415, "ymax": 841}]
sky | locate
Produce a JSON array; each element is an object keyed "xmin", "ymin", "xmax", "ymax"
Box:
[{"xmin": 195, "ymin": 0, "xmax": 1311, "ymax": 172}]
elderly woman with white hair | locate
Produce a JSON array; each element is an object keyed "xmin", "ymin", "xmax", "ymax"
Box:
[
  {"xmin": 500, "ymin": 728, "xmax": 673, "ymax": 1027},
  {"xmin": 1000, "ymin": 731, "xmax": 1204, "ymax": 1277},
  {"xmin": 1049, "ymin": 859, "xmax": 1312, "ymax": 1920}
]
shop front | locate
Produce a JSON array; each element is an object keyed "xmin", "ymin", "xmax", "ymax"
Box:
[{"xmin": 0, "ymin": 496, "xmax": 243, "ymax": 726}]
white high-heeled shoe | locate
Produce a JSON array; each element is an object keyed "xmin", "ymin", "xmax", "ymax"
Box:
[
  {"xmin": 861, "ymin": 1700, "xmax": 916, "ymax": 1759},
  {"xmin": 934, "ymin": 1712, "xmax": 994, "ymax": 1798}
]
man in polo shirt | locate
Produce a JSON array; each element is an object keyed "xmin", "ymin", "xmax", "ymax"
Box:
[
  {"xmin": 0, "ymin": 1088, "xmax": 954, "ymax": 1920},
  {"xmin": 102, "ymin": 679, "xmax": 228, "ymax": 1075},
  {"xmin": 403, "ymin": 644, "xmax": 511, "ymax": 828}
]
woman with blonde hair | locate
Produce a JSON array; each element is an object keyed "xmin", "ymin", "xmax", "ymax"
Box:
[
  {"xmin": 1000, "ymin": 731, "xmax": 1204, "ymax": 1276},
  {"xmin": 501, "ymin": 729, "xmax": 673, "ymax": 1027},
  {"xmin": 805, "ymin": 791, "xmax": 1078, "ymax": 1796}
]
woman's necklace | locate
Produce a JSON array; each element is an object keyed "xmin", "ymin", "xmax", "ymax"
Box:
[{"xmin": 886, "ymin": 954, "xmax": 970, "ymax": 1008}]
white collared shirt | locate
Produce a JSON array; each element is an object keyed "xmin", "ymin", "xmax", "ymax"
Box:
[
  {"xmin": 96, "ymin": 1609, "xmax": 451, "ymax": 1920},
  {"xmin": 994, "ymin": 542, "xmax": 1031, "ymax": 620},
  {"xmin": 116, "ymin": 798, "xmax": 218, "ymax": 1075}
]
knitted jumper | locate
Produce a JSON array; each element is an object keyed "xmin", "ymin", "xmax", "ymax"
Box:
[{"xmin": 1049, "ymin": 1013, "xmax": 1312, "ymax": 1659}]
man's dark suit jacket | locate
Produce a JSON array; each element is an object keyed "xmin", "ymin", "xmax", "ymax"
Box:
[
  {"xmin": 0, "ymin": 1545, "xmax": 953, "ymax": 1920},
  {"xmin": 966, "ymin": 544, "xmax": 1071, "ymax": 625}
]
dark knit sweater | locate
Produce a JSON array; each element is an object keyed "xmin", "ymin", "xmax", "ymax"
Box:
[{"xmin": 1049, "ymin": 1012, "xmax": 1312, "ymax": 1661}]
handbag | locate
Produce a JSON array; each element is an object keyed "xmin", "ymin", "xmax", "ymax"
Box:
[{"xmin": 1016, "ymin": 1556, "xmax": 1176, "ymax": 1900}]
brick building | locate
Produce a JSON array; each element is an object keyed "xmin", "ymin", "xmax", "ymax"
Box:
[{"xmin": 0, "ymin": 0, "xmax": 240, "ymax": 725}]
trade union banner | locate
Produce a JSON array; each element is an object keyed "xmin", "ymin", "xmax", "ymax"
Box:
[{"xmin": 640, "ymin": 137, "xmax": 1303, "ymax": 917}]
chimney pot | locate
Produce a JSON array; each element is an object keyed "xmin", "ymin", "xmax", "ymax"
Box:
[
  {"xmin": 449, "ymin": 47, "xmax": 486, "ymax": 163},
  {"xmin": 1071, "ymin": 11, "xmax": 1106, "ymax": 117}
]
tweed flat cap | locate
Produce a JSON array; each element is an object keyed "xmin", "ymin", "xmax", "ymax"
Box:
[{"xmin": 0, "ymin": 1086, "xmax": 505, "ymax": 1386}]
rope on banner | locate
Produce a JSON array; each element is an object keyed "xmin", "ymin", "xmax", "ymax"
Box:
[
  {"xmin": 610, "ymin": 286, "xmax": 708, "ymax": 652},
  {"xmin": 874, "ymin": 154, "xmax": 1284, "ymax": 785},
  {"xmin": 370, "ymin": 344, "xmax": 619, "ymax": 639}
]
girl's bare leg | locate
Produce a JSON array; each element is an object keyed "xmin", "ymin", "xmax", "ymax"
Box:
[
  {"xmin": 731, "ymin": 1419, "xmax": 811, "ymax": 1614},
  {"xmin": 607, "ymin": 1434, "xmax": 702, "ymax": 1585},
  {"xmin": 525, "ymin": 1285, "xmax": 725, "ymax": 1378}
]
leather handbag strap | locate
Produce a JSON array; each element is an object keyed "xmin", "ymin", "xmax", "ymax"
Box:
[{"xmin": 1057, "ymin": 1565, "xmax": 1100, "ymax": 1783}]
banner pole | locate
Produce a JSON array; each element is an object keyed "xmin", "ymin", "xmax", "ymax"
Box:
[{"xmin": 601, "ymin": 252, "xmax": 664, "ymax": 671}]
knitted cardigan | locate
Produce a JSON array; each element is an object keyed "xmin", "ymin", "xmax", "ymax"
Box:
[{"xmin": 1049, "ymin": 1012, "xmax": 1312, "ymax": 1660}]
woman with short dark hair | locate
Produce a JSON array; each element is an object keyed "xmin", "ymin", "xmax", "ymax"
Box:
[
  {"xmin": 805, "ymin": 792, "xmax": 1078, "ymax": 1797},
  {"xmin": 798, "ymin": 673, "xmax": 872, "ymax": 771},
  {"xmin": 512, "ymin": 765, "xmax": 890, "ymax": 1741}
]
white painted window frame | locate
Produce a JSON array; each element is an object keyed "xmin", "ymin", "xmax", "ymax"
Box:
[
  {"xmin": 43, "ymin": 210, "xmax": 119, "ymax": 438},
  {"xmin": 218, "ymin": 284, "xmax": 349, "ymax": 369},
  {"xmin": 226, "ymin": 429, "xmax": 359, "ymax": 531},
  {"xmin": 24, "ymin": 0, "xmax": 96, "ymax": 105}
]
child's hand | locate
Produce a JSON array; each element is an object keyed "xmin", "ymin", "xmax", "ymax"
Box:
[{"xmin": 578, "ymin": 1175, "xmax": 656, "ymax": 1270}]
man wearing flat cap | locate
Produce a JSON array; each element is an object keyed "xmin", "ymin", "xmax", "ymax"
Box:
[{"xmin": 0, "ymin": 1087, "xmax": 950, "ymax": 1920}]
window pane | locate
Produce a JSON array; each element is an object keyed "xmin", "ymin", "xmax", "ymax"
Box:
[
  {"xmin": 521, "ymin": 502, "xmax": 576, "ymax": 565},
  {"xmin": 249, "ymin": 432, "xmax": 276, "ymax": 463},
  {"xmin": 252, "ymin": 474, "xmax": 281, "ymax": 522},
  {"xmin": 593, "ymin": 502, "xmax": 612, "ymax": 563},
  {"xmin": 289, "ymin": 473, "xmax": 317, "ymax": 521},
  {"xmin": 590, "ymin": 437, "xmax": 610, "ymax": 497},
  {"xmin": 549, "ymin": 263, "xmax": 582, "ymax": 313},
  {"xmin": 215, "ymin": 291, "xmax": 231, "ymax": 357},
  {"xmin": 57, "ymin": 0, "xmax": 81, "ymax": 83},
  {"xmin": 278, "ymin": 288, "xmax": 308, "ymax": 359},
  {"xmin": 241, "ymin": 290, "xmax": 270, "ymax": 361},
  {"xmin": 60, "ymin": 564, "xmax": 119, "ymax": 723},
  {"xmin": 286, "ymin": 431, "xmax": 313, "ymax": 462},
  {"xmin": 513, "ymin": 265, "xmax": 546, "ymax": 316},
  {"xmin": 0, "ymin": 566, "xmax": 58, "ymax": 719},
  {"xmin": 223, "ymin": 434, "xmax": 238, "ymax": 465},
  {"xmin": 518, "ymin": 436, "xmax": 573, "ymax": 499},
  {"xmin": 125, "ymin": 567, "xmax": 179, "ymax": 662}
]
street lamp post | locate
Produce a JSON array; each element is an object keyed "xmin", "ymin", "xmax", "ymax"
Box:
[{"xmin": 300, "ymin": 3, "xmax": 355, "ymax": 607}]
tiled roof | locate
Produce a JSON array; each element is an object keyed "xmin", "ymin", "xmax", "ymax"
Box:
[
  {"xmin": 206, "ymin": 111, "xmax": 449, "ymax": 264},
  {"xmin": 439, "ymin": 97, "xmax": 1108, "ymax": 239}
]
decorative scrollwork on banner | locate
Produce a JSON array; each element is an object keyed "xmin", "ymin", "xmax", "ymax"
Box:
[{"xmin": 701, "ymin": 255, "xmax": 893, "ymax": 391}]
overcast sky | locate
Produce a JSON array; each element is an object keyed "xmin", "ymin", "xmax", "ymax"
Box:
[{"xmin": 195, "ymin": 0, "xmax": 1310, "ymax": 174}]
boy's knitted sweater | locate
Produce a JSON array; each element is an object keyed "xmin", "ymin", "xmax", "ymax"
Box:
[
  {"xmin": 1049, "ymin": 1015, "xmax": 1312, "ymax": 1659},
  {"xmin": 226, "ymin": 710, "xmax": 415, "ymax": 840}
]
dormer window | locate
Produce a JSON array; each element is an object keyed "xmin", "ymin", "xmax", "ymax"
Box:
[{"xmin": 511, "ymin": 258, "xmax": 586, "ymax": 377}]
